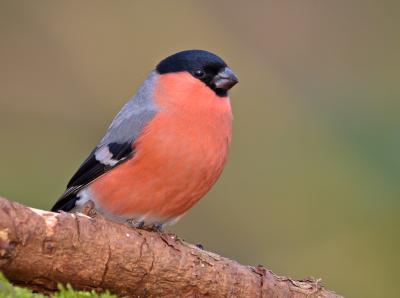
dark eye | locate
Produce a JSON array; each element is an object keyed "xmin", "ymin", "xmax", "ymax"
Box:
[{"xmin": 193, "ymin": 69, "xmax": 205, "ymax": 78}]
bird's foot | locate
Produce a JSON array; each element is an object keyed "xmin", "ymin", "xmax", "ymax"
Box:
[
  {"xmin": 128, "ymin": 219, "xmax": 145, "ymax": 229},
  {"xmin": 80, "ymin": 200, "xmax": 96, "ymax": 218},
  {"xmin": 195, "ymin": 243, "xmax": 204, "ymax": 250},
  {"xmin": 142, "ymin": 222, "xmax": 166, "ymax": 235},
  {"xmin": 128, "ymin": 220, "xmax": 165, "ymax": 235}
]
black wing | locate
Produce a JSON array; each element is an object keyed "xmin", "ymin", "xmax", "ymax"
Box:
[{"xmin": 51, "ymin": 142, "xmax": 134, "ymax": 212}]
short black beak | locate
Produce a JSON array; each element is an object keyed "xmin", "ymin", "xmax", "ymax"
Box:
[{"xmin": 212, "ymin": 67, "xmax": 239, "ymax": 90}]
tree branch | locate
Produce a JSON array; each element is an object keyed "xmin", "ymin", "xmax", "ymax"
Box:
[{"xmin": 0, "ymin": 197, "xmax": 343, "ymax": 298}]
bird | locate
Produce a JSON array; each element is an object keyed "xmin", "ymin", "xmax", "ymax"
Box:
[{"xmin": 51, "ymin": 50, "xmax": 238, "ymax": 232}]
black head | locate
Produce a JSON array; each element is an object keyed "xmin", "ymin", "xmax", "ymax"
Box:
[{"xmin": 156, "ymin": 50, "xmax": 238, "ymax": 97}]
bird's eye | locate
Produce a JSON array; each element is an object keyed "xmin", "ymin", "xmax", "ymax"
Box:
[{"xmin": 193, "ymin": 69, "xmax": 205, "ymax": 78}]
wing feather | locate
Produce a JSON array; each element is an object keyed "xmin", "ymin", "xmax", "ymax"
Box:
[
  {"xmin": 51, "ymin": 143, "xmax": 134, "ymax": 212},
  {"xmin": 51, "ymin": 71, "xmax": 158, "ymax": 212}
]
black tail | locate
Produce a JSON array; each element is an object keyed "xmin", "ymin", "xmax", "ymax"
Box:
[{"xmin": 50, "ymin": 193, "xmax": 79, "ymax": 212}]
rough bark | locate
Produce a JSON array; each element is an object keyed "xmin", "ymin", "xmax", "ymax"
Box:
[{"xmin": 0, "ymin": 197, "xmax": 343, "ymax": 298}]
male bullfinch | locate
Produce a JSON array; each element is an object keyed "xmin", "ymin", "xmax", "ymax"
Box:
[{"xmin": 51, "ymin": 50, "xmax": 238, "ymax": 231}]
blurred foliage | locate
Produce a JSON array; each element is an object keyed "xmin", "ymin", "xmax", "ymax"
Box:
[
  {"xmin": 0, "ymin": 1, "xmax": 399, "ymax": 297},
  {"xmin": 0, "ymin": 272, "xmax": 116, "ymax": 298}
]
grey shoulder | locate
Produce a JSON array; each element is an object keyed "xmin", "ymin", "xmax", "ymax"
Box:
[{"xmin": 99, "ymin": 71, "xmax": 159, "ymax": 146}]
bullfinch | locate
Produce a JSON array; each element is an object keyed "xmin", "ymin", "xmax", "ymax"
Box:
[{"xmin": 51, "ymin": 50, "xmax": 238, "ymax": 231}]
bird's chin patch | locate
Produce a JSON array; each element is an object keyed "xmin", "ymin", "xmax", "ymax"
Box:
[{"xmin": 214, "ymin": 88, "xmax": 229, "ymax": 97}]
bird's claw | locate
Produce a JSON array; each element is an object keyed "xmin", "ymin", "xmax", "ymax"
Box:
[
  {"xmin": 195, "ymin": 243, "xmax": 204, "ymax": 250},
  {"xmin": 152, "ymin": 222, "xmax": 165, "ymax": 235},
  {"xmin": 127, "ymin": 219, "xmax": 144, "ymax": 229},
  {"xmin": 80, "ymin": 200, "xmax": 96, "ymax": 218},
  {"xmin": 128, "ymin": 220, "xmax": 165, "ymax": 235}
]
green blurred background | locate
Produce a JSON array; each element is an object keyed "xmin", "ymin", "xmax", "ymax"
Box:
[{"xmin": 1, "ymin": 1, "xmax": 399, "ymax": 297}]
